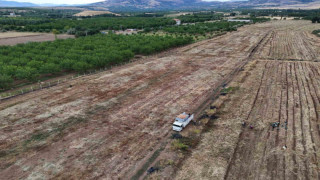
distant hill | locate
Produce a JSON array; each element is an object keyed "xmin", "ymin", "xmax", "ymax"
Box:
[
  {"xmin": 0, "ymin": 0, "xmax": 37, "ymax": 7},
  {"xmin": 91, "ymin": 0, "xmax": 220, "ymax": 10},
  {"xmin": 91, "ymin": 0, "xmax": 320, "ymax": 10},
  {"xmin": 240, "ymin": 0, "xmax": 319, "ymax": 8}
]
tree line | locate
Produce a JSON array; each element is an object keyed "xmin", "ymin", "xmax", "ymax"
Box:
[
  {"xmin": 162, "ymin": 21, "xmax": 243, "ymax": 35},
  {"xmin": 0, "ymin": 7, "xmax": 81, "ymax": 18},
  {"xmin": 240, "ymin": 9, "xmax": 320, "ymax": 18},
  {"xmin": 311, "ymin": 17, "xmax": 320, "ymax": 23},
  {"xmin": 0, "ymin": 34, "xmax": 193, "ymax": 89},
  {"xmin": 177, "ymin": 12, "xmax": 223, "ymax": 23},
  {"xmin": 0, "ymin": 17, "xmax": 176, "ymax": 36}
]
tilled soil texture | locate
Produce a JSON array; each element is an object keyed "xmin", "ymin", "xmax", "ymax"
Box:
[
  {"xmin": 175, "ymin": 20, "xmax": 320, "ymax": 180},
  {"xmin": 0, "ymin": 33, "xmax": 74, "ymax": 46},
  {"xmin": 254, "ymin": 21, "xmax": 320, "ymax": 61},
  {"xmin": 225, "ymin": 61, "xmax": 320, "ymax": 180},
  {"xmin": 0, "ymin": 22, "xmax": 272, "ymax": 179}
]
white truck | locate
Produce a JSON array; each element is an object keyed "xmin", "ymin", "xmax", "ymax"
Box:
[{"xmin": 172, "ymin": 112, "xmax": 194, "ymax": 132}]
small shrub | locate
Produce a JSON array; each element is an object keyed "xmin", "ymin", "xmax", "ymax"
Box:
[
  {"xmin": 220, "ymin": 86, "xmax": 239, "ymax": 95},
  {"xmin": 172, "ymin": 139, "xmax": 188, "ymax": 151},
  {"xmin": 193, "ymin": 129, "xmax": 201, "ymax": 134},
  {"xmin": 312, "ymin": 29, "xmax": 320, "ymax": 37}
]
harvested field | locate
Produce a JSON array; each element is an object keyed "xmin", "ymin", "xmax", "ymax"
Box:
[
  {"xmin": 0, "ymin": 33, "xmax": 74, "ymax": 46},
  {"xmin": 225, "ymin": 60, "xmax": 320, "ymax": 180},
  {"xmin": 0, "ymin": 21, "xmax": 271, "ymax": 179},
  {"xmin": 254, "ymin": 21, "xmax": 320, "ymax": 61},
  {"xmin": 0, "ymin": 32, "xmax": 43, "ymax": 39},
  {"xmin": 1, "ymin": 20, "xmax": 320, "ymax": 180},
  {"xmin": 73, "ymin": 11, "xmax": 120, "ymax": 17},
  {"xmin": 176, "ymin": 60, "xmax": 320, "ymax": 180},
  {"xmin": 175, "ymin": 20, "xmax": 320, "ymax": 180}
]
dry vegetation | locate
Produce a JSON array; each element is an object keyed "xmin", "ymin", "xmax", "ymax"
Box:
[
  {"xmin": 254, "ymin": 21, "xmax": 320, "ymax": 61},
  {"xmin": 73, "ymin": 11, "xmax": 120, "ymax": 17},
  {"xmin": 0, "ymin": 32, "xmax": 43, "ymax": 39},
  {"xmin": 1, "ymin": 20, "xmax": 320, "ymax": 179}
]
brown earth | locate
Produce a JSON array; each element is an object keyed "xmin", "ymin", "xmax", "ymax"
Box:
[
  {"xmin": 0, "ymin": 33, "xmax": 74, "ymax": 46},
  {"xmin": 253, "ymin": 21, "xmax": 320, "ymax": 61},
  {"xmin": 0, "ymin": 20, "xmax": 320, "ymax": 180},
  {"xmin": 73, "ymin": 11, "xmax": 120, "ymax": 17}
]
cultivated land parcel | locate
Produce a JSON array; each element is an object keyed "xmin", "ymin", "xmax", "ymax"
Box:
[{"xmin": 1, "ymin": 20, "xmax": 320, "ymax": 179}]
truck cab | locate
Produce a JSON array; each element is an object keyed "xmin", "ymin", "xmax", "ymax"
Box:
[{"xmin": 173, "ymin": 121, "xmax": 184, "ymax": 131}]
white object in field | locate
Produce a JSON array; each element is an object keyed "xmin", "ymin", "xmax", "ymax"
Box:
[
  {"xmin": 173, "ymin": 19, "xmax": 181, "ymax": 25},
  {"xmin": 227, "ymin": 19, "xmax": 252, "ymax": 23},
  {"xmin": 172, "ymin": 112, "xmax": 194, "ymax": 131}
]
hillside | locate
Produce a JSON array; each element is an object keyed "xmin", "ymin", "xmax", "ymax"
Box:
[
  {"xmin": 91, "ymin": 0, "xmax": 320, "ymax": 10},
  {"xmin": 91, "ymin": 0, "xmax": 220, "ymax": 10}
]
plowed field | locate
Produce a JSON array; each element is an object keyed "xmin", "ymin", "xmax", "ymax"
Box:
[
  {"xmin": 254, "ymin": 21, "xmax": 320, "ymax": 61},
  {"xmin": 175, "ymin": 20, "xmax": 320, "ymax": 180},
  {"xmin": 225, "ymin": 61, "xmax": 320, "ymax": 180}
]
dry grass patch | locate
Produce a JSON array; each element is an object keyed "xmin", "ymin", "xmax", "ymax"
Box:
[{"xmin": 73, "ymin": 11, "xmax": 120, "ymax": 17}]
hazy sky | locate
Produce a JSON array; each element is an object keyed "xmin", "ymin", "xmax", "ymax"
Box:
[{"xmin": 12, "ymin": 0, "xmax": 103, "ymax": 5}]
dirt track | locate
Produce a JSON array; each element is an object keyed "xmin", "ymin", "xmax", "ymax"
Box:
[{"xmin": 1, "ymin": 20, "xmax": 320, "ymax": 179}]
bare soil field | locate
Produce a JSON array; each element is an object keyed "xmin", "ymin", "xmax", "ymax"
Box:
[
  {"xmin": 0, "ymin": 21, "xmax": 271, "ymax": 179},
  {"xmin": 175, "ymin": 20, "xmax": 320, "ymax": 180},
  {"xmin": 0, "ymin": 33, "xmax": 74, "ymax": 46},
  {"xmin": 175, "ymin": 60, "xmax": 320, "ymax": 180},
  {"xmin": 0, "ymin": 32, "xmax": 43, "ymax": 39},
  {"xmin": 73, "ymin": 11, "xmax": 120, "ymax": 17},
  {"xmin": 254, "ymin": 21, "xmax": 320, "ymax": 61},
  {"xmin": 1, "ymin": 20, "xmax": 320, "ymax": 180}
]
